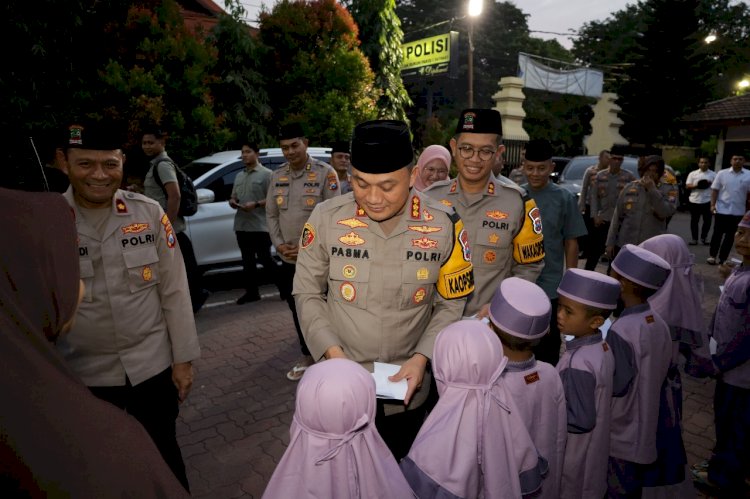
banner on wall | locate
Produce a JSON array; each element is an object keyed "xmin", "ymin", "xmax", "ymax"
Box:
[{"xmin": 518, "ymin": 53, "xmax": 603, "ymax": 98}]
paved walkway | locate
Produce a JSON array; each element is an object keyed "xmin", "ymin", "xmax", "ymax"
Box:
[{"xmin": 179, "ymin": 211, "xmax": 732, "ymax": 498}]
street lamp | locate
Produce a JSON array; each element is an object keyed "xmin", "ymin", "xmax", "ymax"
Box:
[
  {"xmin": 467, "ymin": 0, "xmax": 483, "ymax": 107},
  {"xmin": 704, "ymin": 33, "xmax": 717, "ymax": 44}
]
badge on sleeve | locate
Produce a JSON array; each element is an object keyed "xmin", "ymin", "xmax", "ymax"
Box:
[
  {"xmin": 160, "ymin": 214, "xmax": 175, "ymax": 249},
  {"xmin": 340, "ymin": 282, "xmax": 356, "ymax": 302},
  {"xmin": 327, "ymin": 173, "xmax": 338, "ymax": 191},
  {"xmin": 301, "ymin": 223, "xmax": 315, "ymax": 249}
]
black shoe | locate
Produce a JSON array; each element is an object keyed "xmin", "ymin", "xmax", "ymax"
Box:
[
  {"xmin": 688, "ymin": 240, "xmax": 698, "ymax": 245},
  {"xmin": 702, "ymin": 239, "xmax": 709, "ymax": 246},
  {"xmin": 237, "ymin": 292, "xmax": 261, "ymax": 304}
]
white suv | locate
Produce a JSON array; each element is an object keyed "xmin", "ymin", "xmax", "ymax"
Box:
[{"xmin": 181, "ymin": 147, "xmax": 331, "ymax": 274}]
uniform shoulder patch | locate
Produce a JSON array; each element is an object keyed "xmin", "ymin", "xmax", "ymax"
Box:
[
  {"xmin": 436, "ymin": 218, "xmax": 474, "ymax": 299},
  {"xmin": 301, "ymin": 223, "xmax": 315, "ymax": 249}
]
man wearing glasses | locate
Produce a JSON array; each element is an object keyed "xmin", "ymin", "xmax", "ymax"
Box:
[{"xmin": 425, "ymin": 109, "xmax": 545, "ymax": 318}]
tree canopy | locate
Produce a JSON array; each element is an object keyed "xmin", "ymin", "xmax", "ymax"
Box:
[{"xmin": 259, "ymin": 0, "xmax": 378, "ymax": 145}]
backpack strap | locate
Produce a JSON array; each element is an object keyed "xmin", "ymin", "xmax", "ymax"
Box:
[{"xmin": 151, "ymin": 159, "xmax": 176, "ymax": 193}]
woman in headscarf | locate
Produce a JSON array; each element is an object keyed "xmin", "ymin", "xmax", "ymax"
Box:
[
  {"xmin": 638, "ymin": 233, "xmax": 708, "ymax": 496},
  {"xmin": 262, "ymin": 358, "xmax": 414, "ymax": 498},
  {"xmin": 400, "ymin": 320, "xmax": 545, "ymax": 498},
  {"xmin": 0, "ymin": 186, "xmax": 189, "ymax": 498},
  {"xmin": 413, "ymin": 144, "xmax": 452, "ymax": 191}
]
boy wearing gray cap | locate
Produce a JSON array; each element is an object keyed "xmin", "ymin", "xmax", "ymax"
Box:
[
  {"xmin": 488, "ymin": 277, "xmax": 567, "ymax": 499},
  {"xmin": 605, "ymin": 244, "xmax": 672, "ymax": 497},
  {"xmin": 555, "ymin": 269, "xmax": 620, "ymax": 499}
]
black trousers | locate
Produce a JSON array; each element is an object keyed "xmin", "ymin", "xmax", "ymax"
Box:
[
  {"xmin": 585, "ymin": 220, "xmax": 610, "ymax": 271},
  {"xmin": 235, "ymin": 231, "xmax": 277, "ymax": 295},
  {"xmin": 709, "ymin": 380, "xmax": 750, "ymax": 492},
  {"xmin": 279, "ymin": 261, "xmax": 308, "ymax": 356},
  {"xmin": 579, "ymin": 204, "xmax": 593, "ymax": 257},
  {"xmin": 89, "ymin": 368, "xmax": 189, "ymax": 492},
  {"xmin": 710, "ymin": 213, "xmax": 743, "ymax": 263},
  {"xmin": 176, "ymin": 231, "xmax": 206, "ymax": 311},
  {"xmin": 688, "ymin": 201, "xmax": 712, "ymax": 241},
  {"xmin": 532, "ymin": 297, "xmax": 561, "ymax": 366}
]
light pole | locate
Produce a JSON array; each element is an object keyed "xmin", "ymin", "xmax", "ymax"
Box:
[{"xmin": 467, "ymin": 0, "xmax": 483, "ymax": 107}]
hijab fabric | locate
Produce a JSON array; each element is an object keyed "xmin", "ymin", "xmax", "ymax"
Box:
[
  {"xmin": 0, "ymin": 187, "xmax": 189, "ymax": 497},
  {"xmin": 414, "ymin": 144, "xmax": 452, "ymax": 191},
  {"xmin": 262, "ymin": 358, "xmax": 414, "ymax": 498},
  {"xmin": 639, "ymin": 234, "xmax": 706, "ymax": 341},
  {"xmin": 401, "ymin": 320, "xmax": 544, "ymax": 498}
]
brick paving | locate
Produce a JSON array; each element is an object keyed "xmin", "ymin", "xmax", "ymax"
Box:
[{"xmin": 178, "ymin": 211, "xmax": 732, "ymax": 498}]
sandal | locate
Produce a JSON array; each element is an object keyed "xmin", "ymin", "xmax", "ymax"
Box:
[{"xmin": 286, "ymin": 356, "xmax": 314, "ymax": 381}]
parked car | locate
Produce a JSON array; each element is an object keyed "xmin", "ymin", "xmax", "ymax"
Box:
[
  {"xmin": 557, "ymin": 155, "xmax": 685, "ymax": 208},
  {"xmin": 181, "ymin": 147, "xmax": 331, "ymax": 275}
]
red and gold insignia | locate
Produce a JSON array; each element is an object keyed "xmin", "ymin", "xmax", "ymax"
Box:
[
  {"xmin": 116, "ymin": 199, "xmax": 127, "ymax": 214},
  {"xmin": 340, "ymin": 282, "xmax": 356, "ymax": 302},
  {"xmin": 279, "ymin": 176, "xmax": 289, "ymax": 182},
  {"xmin": 483, "ymin": 250, "xmax": 497, "ymax": 264},
  {"xmin": 276, "ymin": 188, "xmax": 285, "ymax": 195},
  {"xmin": 416, "ymin": 267, "xmax": 429, "ymax": 280},
  {"xmin": 487, "ymin": 181, "xmax": 495, "ymax": 195},
  {"xmin": 339, "ymin": 231, "xmax": 365, "ymax": 246},
  {"xmin": 524, "ymin": 371, "xmax": 540, "ymax": 384},
  {"xmin": 307, "ymin": 173, "xmax": 317, "ymax": 181},
  {"xmin": 305, "ymin": 163, "xmax": 312, "ymax": 171},
  {"xmin": 67, "ymin": 124, "xmax": 84, "ymax": 145},
  {"xmin": 301, "ymin": 223, "xmax": 315, "ymax": 248},
  {"xmin": 327, "ymin": 173, "xmax": 338, "ymax": 191},
  {"xmin": 411, "ymin": 195, "xmax": 421, "ymax": 219},
  {"xmin": 449, "ymin": 180, "xmax": 457, "ymax": 193},
  {"xmin": 356, "ymin": 205, "xmax": 367, "ymax": 217},
  {"xmin": 342, "ymin": 265, "xmax": 357, "ymax": 279},
  {"xmin": 412, "ymin": 237, "xmax": 438, "ymax": 249},
  {"xmin": 486, "ymin": 210, "xmax": 508, "ymax": 220},
  {"xmin": 122, "ymin": 223, "xmax": 149, "ymax": 234},
  {"xmin": 276, "ymin": 196, "xmax": 284, "ymax": 205},
  {"xmin": 422, "ymin": 209, "xmax": 434, "ymax": 221},
  {"xmin": 413, "ymin": 288, "xmax": 427, "ymax": 304},
  {"xmin": 338, "ymin": 217, "xmax": 369, "ymax": 229},
  {"xmin": 305, "ymin": 188, "xmax": 317, "ymax": 194},
  {"xmin": 646, "ymin": 315, "xmax": 655, "ymax": 324},
  {"xmin": 305, "ymin": 198, "xmax": 315, "ymax": 206},
  {"xmin": 459, "ymin": 228, "xmax": 471, "ymax": 261},
  {"xmin": 408, "ymin": 225, "xmax": 442, "ymax": 234},
  {"xmin": 142, "ymin": 265, "xmax": 153, "ymax": 282},
  {"xmin": 625, "ymin": 203, "xmax": 632, "ymax": 210},
  {"xmin": 488, "ymin": 233, "xmax": 499, "ymax": 244},
  {"xmin": 528, "ymin": 206, "xmax": 543, "ymax": 234},
  {"xmin": 160, "ymin": 214, "xmax": 175, "ymax": 248},
  {"xmin": 603, "ymin": 343, "xmax": 609, "ymax": 352},
  {"xmin": 440, "ymin": 199, "xmax": 453, "ymax": 207}
]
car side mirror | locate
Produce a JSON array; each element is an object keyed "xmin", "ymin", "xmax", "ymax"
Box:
[{"xmin": 196, "ymin": 188, "xmax": 215, "ymax": 204}]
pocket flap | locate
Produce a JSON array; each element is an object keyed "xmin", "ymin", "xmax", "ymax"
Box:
[{"xmin": 122, "ymin": 245, "xmax": 159, "ymax": 269}]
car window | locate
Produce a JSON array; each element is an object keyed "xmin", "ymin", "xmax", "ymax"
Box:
[
  {"xmin": 204, "ymin": 161, "xmax": 244, "ymax": 202},
  {"xmin": 183, "ymin": 160, "xmax": 225, "ymax": 180},
  {"xmin": 561, "ymin": 157, "xmax": 596, "ymax": 181}
]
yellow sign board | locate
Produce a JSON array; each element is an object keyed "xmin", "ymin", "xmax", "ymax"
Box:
[
  {"xmin": 402, "ymin": 33, "xmax": 452, "ymax": 70},
  {"xmin": 401, "ymin": 32, "xmax": 459, "ymax": 79}
]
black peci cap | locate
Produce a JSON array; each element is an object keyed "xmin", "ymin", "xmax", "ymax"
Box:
[
  {"xmin": 62, "ymin": 120, "xmax": 123, "ymax": 151},
  {"xmin": 330, "ymin": 141, "xmax": 350, "ymax": 155},
  {"xmin": 524, "ymin": 139, "xmax": 553, "ymax": 162},
  {"xmin": 278, "ymin": 122, "xmax": 305, "ymax": 141},
  {"xmin": 350, "ymin": 120, "xmax": 413, "ymax": 174},
  {"xmin": 455, "ymin": 108, "xmax": 503, "ymax": 136},
  {"xmin": 609, "ymin": 143, "xmax": 629, "ymax": 156}
]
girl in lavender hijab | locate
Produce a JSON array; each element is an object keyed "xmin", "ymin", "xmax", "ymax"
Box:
[
  {"xmin": 637, "ymin": 234, "xmax": 708, "ymax": 493},
  {"xmin": 400, "ymin": 320, "xmax": 545, "ymax": 499},
  {"xmin": 262, "ymin": 358, "xmax": 414, "ymax": 499}
]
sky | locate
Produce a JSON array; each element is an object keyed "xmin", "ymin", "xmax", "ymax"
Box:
[{"xmin": 215, "ymin": 0, "xmax": 635, "ymax": 49}]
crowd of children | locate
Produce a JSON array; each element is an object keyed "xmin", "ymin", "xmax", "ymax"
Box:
[{"xmin": 263, "ymin": 211, "xmax": 750, "ymax": 498}]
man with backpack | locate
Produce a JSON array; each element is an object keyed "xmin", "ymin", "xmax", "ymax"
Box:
[{"xmin": 142, "ymin": 126, "xmax": 209, "ymax": 313}]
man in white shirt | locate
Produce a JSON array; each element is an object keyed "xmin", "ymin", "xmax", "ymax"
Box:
[
  {"xmin": 685, "ymin": 157, "xmax": 717, "ymax": 245},
  {"xmin": 707, "ymin": 154, "xmax": 750, "ymax": 265}
]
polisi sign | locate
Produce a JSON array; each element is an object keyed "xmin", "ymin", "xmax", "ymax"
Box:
[{"xmin": 401, "ymin": 31, "xmax": 459, "ymax": 79}]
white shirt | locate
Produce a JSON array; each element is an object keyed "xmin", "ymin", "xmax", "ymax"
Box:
[
  {"xmin": 686, "ymin": 168, "xmax": 716, "ymax": 204},
  {"xmin": 712, "ymin": 167, "xmax": 750, "ymax": 216}
]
